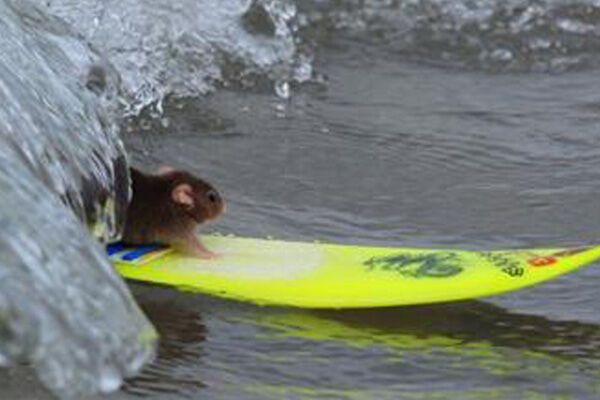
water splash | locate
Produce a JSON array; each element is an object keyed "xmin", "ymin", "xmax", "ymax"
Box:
[
  {"xmin": 39, "ymin": 0, "xmax": 312, "ymax": 113},
  {"xmin": 0, "ymin": 0, "xmax": 155, "ymax": 397}
]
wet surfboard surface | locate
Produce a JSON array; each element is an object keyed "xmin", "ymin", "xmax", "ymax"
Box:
[{"xmin": 109, "ymin": 235, "xmax": 600, "ymax": 308}]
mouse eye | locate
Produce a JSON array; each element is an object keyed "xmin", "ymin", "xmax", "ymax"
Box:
[{"xmin": 206, "ymin": 190, "xmax": 219, "ymax": 203}]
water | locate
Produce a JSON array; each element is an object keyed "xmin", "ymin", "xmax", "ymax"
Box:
[
  {"xmin": 0, "ymin": 1, "xmax": 155, "ymax": 398},
  {"xmin": 2, "ymin": 0, "xmax": 600, "ymax": 399},
  {"xmin": 39, "ymin": 0, "xmax": 308, "ymax": 113},
  {"xmin": 117, "ymin": 59, "xmax": 600, "ymax": 399}
]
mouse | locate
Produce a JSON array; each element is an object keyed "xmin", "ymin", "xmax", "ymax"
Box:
[{"xmin": 121, "ymin": 166, "xmax": 225, "ymax": 259}]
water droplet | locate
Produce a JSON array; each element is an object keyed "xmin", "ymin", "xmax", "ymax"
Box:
[
  {"xmin": 293, "ymin": 55, "xmax": 313, "ymax": 82},
  {"xmin": 274, "ymin": 103, "xmax": 286, "ymax": 118},
  {"xmin": 0, "ymin": 352, "xmax": 8, "ymax": 367},
  {"xmin": 489, "ymin": 48, "xmax": 513, "ymax": 62},
  {"xmin": 99, "ymin": 366, "xmax": 122, "ymax": 393},
  {"xmin": 275, "ymin": 80, "xmax": 290, "ymax": 99}
]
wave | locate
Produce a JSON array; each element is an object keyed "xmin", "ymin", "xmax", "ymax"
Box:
[
  {"xmin": 0, "ymin": 0, "xmax": 311, "ymax": 397},
  {"xmin": 299, "ymin": 0, "xmax": 600, "ymax": 72},
  {"xmin": 0, "ymin": 1, "xmax": 154, "ymax": 398},
  {"xmin": 39, "ymin": 0, "xmax": 312, "ymax": 113}
]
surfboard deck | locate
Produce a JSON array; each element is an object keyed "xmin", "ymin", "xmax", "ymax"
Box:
[{"xmin": 109, "ymin": 235, "xmax": 600, "ymax": 308}]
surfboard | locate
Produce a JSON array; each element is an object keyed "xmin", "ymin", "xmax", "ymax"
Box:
[{"xmin": 109, "ymin": 235, "xmax": 600, "ymax": 308}]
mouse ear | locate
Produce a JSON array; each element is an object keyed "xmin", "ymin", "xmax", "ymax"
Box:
[{"xmin": 172, "ymin": 183, "xmax": 194, "ymax": 207}]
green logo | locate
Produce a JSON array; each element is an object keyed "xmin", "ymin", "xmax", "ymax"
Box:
[{"xmin": 364, "ymin": 253, "xmax": 463, "ymax": 278}]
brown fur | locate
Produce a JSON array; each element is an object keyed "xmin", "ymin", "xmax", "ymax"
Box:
[{"xmin": 122, "ymin": 167, "xmax": 225, "ymax": 258}]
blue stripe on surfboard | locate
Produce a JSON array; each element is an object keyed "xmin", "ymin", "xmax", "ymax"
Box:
[
  {"xmin": 121, "ymin": 244, "xmax": 165, "ymax": 261},
  {"xmin": 106, "ymin": 242, "xmax": 126, "ymax": 256}
]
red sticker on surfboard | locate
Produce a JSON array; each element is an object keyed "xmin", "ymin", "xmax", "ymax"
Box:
[
  {"xmin": 528, "ymin": 256, "xmax": 557, "ymax": 267},
  {"xmin": 527, "ymin": 246, "xmax": 592, "ymax": 268}
]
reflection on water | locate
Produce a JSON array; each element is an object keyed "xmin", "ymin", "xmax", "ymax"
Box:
[
  {"xmin": 123, "ymin": 291, "xmax": 208, "ymax": 397},
  {"xmin": 313, "ymin": 302, "xmax": 600, "ymax": 361},
  {"xmin": 123, "ymin": 285, "xmax": 600, "ymax": 399}
]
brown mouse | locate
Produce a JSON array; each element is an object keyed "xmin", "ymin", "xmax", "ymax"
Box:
[{"xmin": 122, "ymin": 167, "xmax": 225, "ymax": 259}]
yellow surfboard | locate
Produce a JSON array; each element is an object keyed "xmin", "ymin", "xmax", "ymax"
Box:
[{"xmin": 109, "ymin": 235, "xmax": 600, "ymax": 308}]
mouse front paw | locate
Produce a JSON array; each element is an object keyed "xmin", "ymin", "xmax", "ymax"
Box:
[{"xmin": 195, "ymin": 249, "xmax": 219, "ymax": 260}]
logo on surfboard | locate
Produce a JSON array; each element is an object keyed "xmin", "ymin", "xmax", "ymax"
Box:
[
  {"xmin": 527, "ymin": 246, "xmax": 590, "ymax": 268},
  {"xmin": 480, "ymin": 252, "xmax": 525, "ymax": 277},
  {"xmin": 527, "ymin": 256, "xmax": 557, "ymax": 267},
  {"xmin": 364, "ymin": 253, "xmax": 463, "ymax": 278}
]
